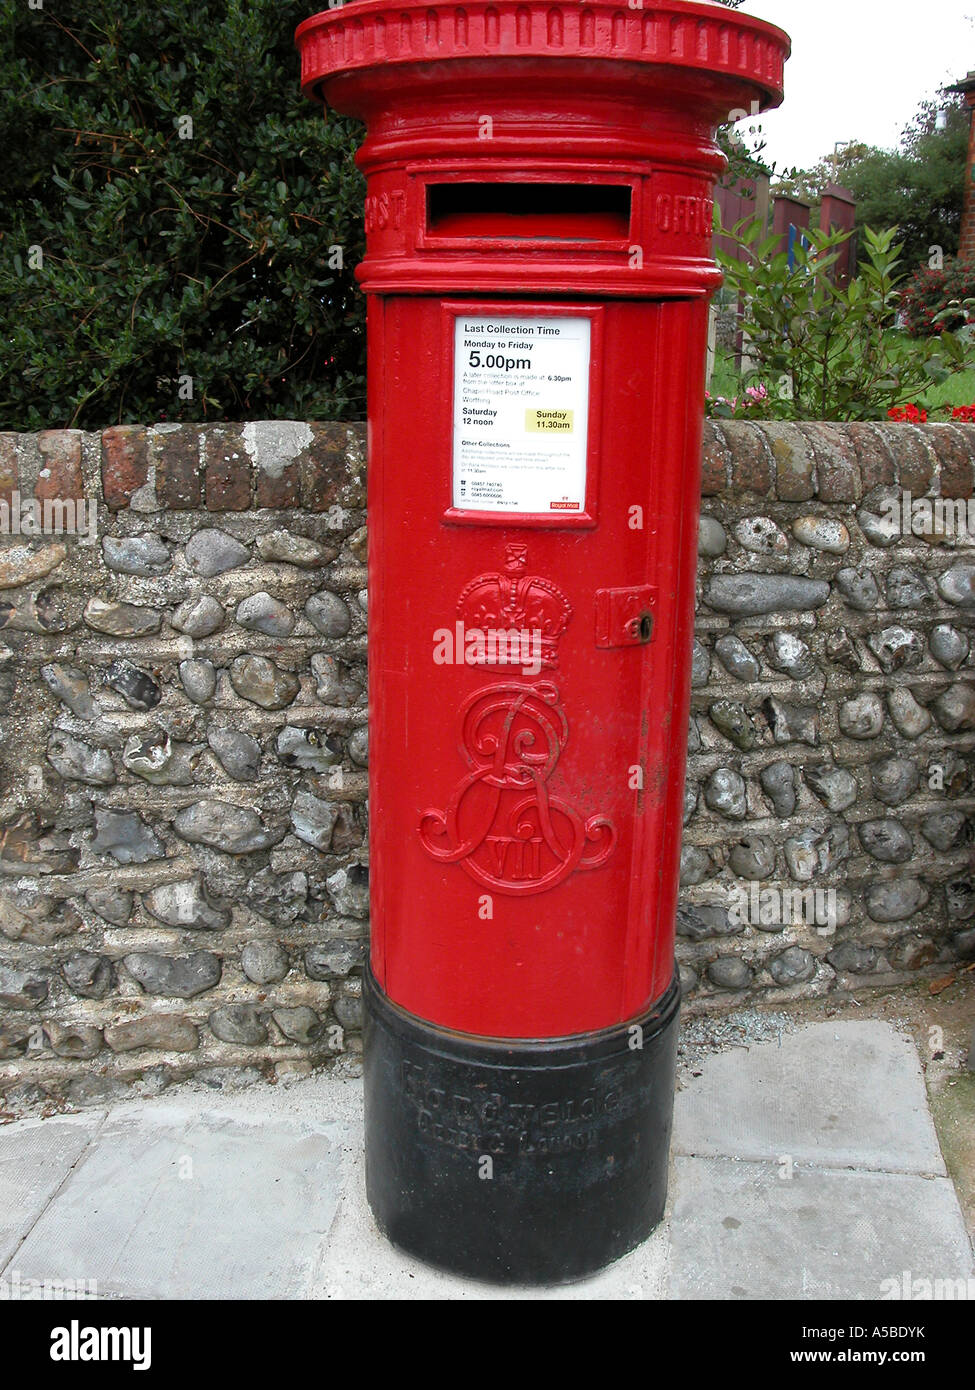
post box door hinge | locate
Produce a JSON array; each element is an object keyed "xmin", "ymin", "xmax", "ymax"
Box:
[{"xmin": 595, "ymin": 585, "xmax": 655, "ymax": 649}]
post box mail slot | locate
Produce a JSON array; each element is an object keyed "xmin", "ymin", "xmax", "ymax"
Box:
[
  {"xmin": 297, "ymin": 0, "xmax": 790, "ymax": 1285},
  {"xmin": 426, "ymin": 182, "xmax": 634, "ymax": 241}
]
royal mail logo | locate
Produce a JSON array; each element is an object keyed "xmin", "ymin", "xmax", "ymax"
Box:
[
  {"xmin": 454, "ymin": 543, "xmax": 571, "ymax": 669},
  {"xmin": 419, "ymin": 681, "xmax": 616, "ymax": 895}
]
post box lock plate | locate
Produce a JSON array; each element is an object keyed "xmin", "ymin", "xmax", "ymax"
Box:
[{"xmin": 595, "ymin": 586, "xmax": 655, "ymax": 649}]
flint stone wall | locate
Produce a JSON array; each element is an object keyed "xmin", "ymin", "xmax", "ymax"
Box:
[{"xmin": 0, "ymin": 419, "xmax": 972, "ymax": 1106}]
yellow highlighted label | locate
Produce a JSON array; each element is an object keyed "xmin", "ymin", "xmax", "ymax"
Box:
[{"xmin": 526, "ymin": 409, "xmax": 574, "ymax": 434}]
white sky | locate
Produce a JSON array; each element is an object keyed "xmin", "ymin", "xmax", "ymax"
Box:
[{"xmin": 726, "ymin": 0, "xmax": 975, "ymax": 176}]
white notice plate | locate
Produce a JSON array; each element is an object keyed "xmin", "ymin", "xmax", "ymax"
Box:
[{"xmin": 452, "ymin": 314, "xmax": 591, "ymax": 515}]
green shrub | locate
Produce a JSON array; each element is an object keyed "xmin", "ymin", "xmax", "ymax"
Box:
[
  {"xmin": 0, "ymin": 1, "xmax": 367, "ymax": 430},
  {"xmin": 715, "ymin": 219, "xmax": 971, "ymax": 420},
  {"xmin": 898, "ymin": 257, "xmax": 975, "ymax": 339}
]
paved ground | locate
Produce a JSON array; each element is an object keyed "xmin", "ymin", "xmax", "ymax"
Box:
[{"xmin": 1, "ymin": 1020, "xmax": 971, "ymax": 1300}]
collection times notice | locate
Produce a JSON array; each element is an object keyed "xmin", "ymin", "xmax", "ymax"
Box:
[{"xmin": 452, "ymin": 315, "xmax": 591, "ymax": 514}]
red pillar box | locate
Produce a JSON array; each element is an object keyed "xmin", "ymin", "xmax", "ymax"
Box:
[{"xmin": 297, "ymin": 0, "xmax": 789, "ymax": 1284}]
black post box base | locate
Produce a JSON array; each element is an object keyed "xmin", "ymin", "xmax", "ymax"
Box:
[{"xmin": 362, "ymin": 967, "xmax": 681, "ymax": 1286}]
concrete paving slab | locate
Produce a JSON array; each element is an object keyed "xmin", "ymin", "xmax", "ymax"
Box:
[
  {"xmin": 668, "ymin": 1156, "xmax": 975, "ymax": 1301},
  {"xmin": 13, "ymin": 1105, "xmax": 348, "ymax": 1299},
  {"xmin": 0, "ymin": 1020, "xmax": 970, "ymax": 1301},
  {"xmin": 673, "ymin": 1021, "xmax": 944, "ymax": 1174},
  {"xmin": 0, "ymin": 1114, "xmax": 103, "ymax": 1271},
  {"xmin": 311, "ymin": 1131, "xmax": 671, "ymax": 1300}
]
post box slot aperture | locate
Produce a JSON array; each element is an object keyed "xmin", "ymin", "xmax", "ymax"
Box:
[{"xmin": 426, "ymin": 182, "xmax": 632, "ymax": 241}]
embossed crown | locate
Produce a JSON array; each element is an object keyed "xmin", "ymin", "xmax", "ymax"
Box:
[{"xmin": 456, "ymin": 544, "xmax": 572, "ymax": 669}]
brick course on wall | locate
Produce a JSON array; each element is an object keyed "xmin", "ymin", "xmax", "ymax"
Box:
[{"xmin": 0, "ymin": 419, "xmax": 973, "ymax": 1110}]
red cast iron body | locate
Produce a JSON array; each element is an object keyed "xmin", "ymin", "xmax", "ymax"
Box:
[{"xmin": 297, "ymin": 1, "xmax": 788, "ymax": 1041}]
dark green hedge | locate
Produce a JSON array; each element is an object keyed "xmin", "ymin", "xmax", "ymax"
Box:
[{"xmin": 0, "ymin": 1, "xmax": 367, "ymax": 429}]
